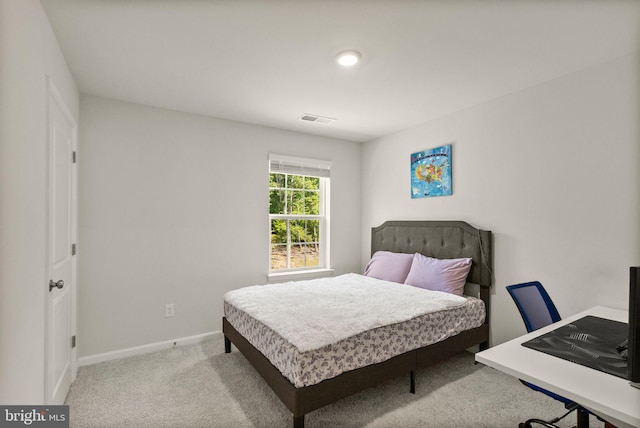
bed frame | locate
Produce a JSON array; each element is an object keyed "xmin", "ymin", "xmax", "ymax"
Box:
[{"xmin": 223, "ymin": 220, "xmax": 492, "ymax": 428}]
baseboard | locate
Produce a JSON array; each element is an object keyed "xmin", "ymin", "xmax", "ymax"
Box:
[{"xmin": 78, "ymin": 331, "xmax": 222, "ymax": 367}]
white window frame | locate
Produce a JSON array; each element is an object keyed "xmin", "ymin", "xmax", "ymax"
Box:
[{"xmin": 268, "ymin": 154, "xmax": 332, "ymax": 280}]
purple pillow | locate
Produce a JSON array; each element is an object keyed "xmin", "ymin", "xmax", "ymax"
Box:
[
  {"xmin": 404, "ymin": 253, "xmax": 472, "ymax": 296},
  {"xmin": 363, "ymin": 251, "xmax": 414, "ymax": 284}
]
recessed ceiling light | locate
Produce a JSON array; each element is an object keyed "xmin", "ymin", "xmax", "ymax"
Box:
[{"xmin": 336, "ymin": 50, "xmax": 361, "ymax": 67}]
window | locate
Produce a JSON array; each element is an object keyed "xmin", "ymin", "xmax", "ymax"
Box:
[{"xmin": 269, "ymin": 154, "xmax": 331, "ymax": 273}]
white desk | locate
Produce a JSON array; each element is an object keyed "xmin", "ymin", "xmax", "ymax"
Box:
[{"xmin": 476, "ymin": 306, "xmax": 640, "ymax": 428}]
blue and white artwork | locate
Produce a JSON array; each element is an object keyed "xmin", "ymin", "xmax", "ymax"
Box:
[{"xmin": 410, "ymin": 144, "xmax": 452, "ymax": 198}]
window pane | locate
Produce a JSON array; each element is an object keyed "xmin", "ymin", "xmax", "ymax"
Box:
[
  {"xmin": 287, "ymin": 190, "xmax": 305, "ymax": 214},
  {"xmin": 304, "ymin": 176, "xmax": 320, "ymax": 189},
  {"xmin": 270, "ymin": 190, "xmax": 286, "ymax": 214},
  {"xmin": 270, "ymin": 173, "xmax": 285, "ymax": 189},
  {"xmin": 270, "ymin": 244, "xmax": 287, "ymax": 270},
  {"xmin": 290, "ymin": 244, "xmax": 320, "ymax": 268},
  {"xmin": 304, "ymin": 191, "xmax": 319, "ymax": 215},
  {"xmin": 290, "ymin": 245, "xmax": 305, "ymax": 268},
  {"xmin": 305, "ymin": 219, "xmax": 319, "ymax": 241},
  {"xmin": 286, "ymin": 174, "xmax": 304, "ymax": 189},
  {"xmin": 306, "ymin": 245, "xmax": 320, "ymax": 267},
  {"xmin": 271, "ymin": 219, "xmax": 287, "ymax": 244},
  {"xmin": 289, "ymin": 219, "xmax": 319, "ymax": 243},
  {"xmin": 289, "ymin": 219, "xmax": 308, "ymax": 242}
]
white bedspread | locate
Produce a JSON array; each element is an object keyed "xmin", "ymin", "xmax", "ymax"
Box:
[{"xmin": 223, "ymin": 273, "xmax": 468, "ymax": 352}]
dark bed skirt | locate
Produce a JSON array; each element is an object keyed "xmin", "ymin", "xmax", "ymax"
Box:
[{"xmin": 223, "ymin": 317, "xmax": 489, "ymax": 427}]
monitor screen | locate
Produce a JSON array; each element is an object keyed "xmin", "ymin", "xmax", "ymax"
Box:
[{"xmin": 629, "ymin": 266, "xmax": 639, "ymax": 386}]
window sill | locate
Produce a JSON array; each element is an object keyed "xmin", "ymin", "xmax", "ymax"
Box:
[{"xmin": 267, "ymin": 268, "xmax": 335, "ymax": 283}]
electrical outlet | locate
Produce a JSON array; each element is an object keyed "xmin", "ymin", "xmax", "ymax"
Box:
[{"xmin": 165, "ymin": 303, "xmax": 175, "ymax": 317}]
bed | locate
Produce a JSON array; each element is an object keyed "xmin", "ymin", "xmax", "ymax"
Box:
[{"xmin": 223, "ymin": 220, "xmax": 492, "ymax": 428}]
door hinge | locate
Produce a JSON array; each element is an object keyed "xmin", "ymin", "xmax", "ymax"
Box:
[
  {"xmin": 71, "ymin": 243, "xmax": 76, "ymax": 256},
  {"xmin": 72, "ymin": 151, "xmax": 77, "ymax": 163},
  {"xmin": 71, "ymin": 335, "xmax": 76, "ymax": 348}
]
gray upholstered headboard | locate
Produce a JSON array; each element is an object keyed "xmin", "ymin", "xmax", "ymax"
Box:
[{"xmin": 371, "ymin": 221, "xmax": 493, "ymax": 288}]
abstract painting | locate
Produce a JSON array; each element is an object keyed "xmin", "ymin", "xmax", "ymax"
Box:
[{"xmin": 410, "ymin": 144, "xmax": 452, "ymax": 198}]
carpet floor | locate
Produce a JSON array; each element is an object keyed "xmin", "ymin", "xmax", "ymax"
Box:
[{"xmin": 66, "ymin": 336, "xmax": 606, "ymax": 427}]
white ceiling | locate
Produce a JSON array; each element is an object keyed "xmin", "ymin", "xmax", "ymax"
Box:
[{"xmin": 42, "ymin": 0, "xmax": 640, "ymax": 143}]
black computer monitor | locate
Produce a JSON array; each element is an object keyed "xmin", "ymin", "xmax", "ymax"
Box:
[{"xmin": 629, "ymin": 266, "xmax": 640, "ymax": 387}]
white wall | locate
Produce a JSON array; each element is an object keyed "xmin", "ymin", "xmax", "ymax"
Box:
[
  {"xmin": 3, "ymin": 2, "xmax": 634, "ymax": 392},
  {"xmin": 78, "ymin": 95, "xmax": 362, "ymax": 357},
  {"xmin": 361, "ymin": 53, "xmax": 640, "ymax": 346},
  {"xmin": 0, "ymin": 0, "xmax": 79, "ymax": 403}
]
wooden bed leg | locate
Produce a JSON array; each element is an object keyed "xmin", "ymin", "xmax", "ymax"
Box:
[
  {"xmin": 224, "ymin": 335, "xmax": 231, "ymax": 353},
  {"xmin": 293, "ymin": 414, "xmax": 304, "ymax": 428},
  {"xmin": 410, "ymin": 370, "xmax": 416, "ymax": 394}
]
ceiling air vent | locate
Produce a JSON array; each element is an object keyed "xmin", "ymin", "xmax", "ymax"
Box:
[{"xmin": 299, "ymin": 114, "xmax": 336, "ymax": 125}]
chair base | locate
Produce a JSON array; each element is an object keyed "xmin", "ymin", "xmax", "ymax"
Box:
[
  {"xmin": 519, "ymin": 405, "xmax": 590, "ymax": 428},
  {"xmin": 520, "ymin": 419, "xmax": 560, "ymax": 428}
]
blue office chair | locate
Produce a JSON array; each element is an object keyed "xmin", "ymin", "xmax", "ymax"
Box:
[{"xmin": 506, "ymin": 281, "xmax": 593, "ymax": 428}]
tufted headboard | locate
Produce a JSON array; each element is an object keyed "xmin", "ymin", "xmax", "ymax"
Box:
[{"xmin": 371, "ymin": 220, "xmax": 493, "ymax": 289}]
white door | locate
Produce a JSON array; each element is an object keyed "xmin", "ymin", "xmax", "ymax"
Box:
[{"xmin": 46, "ymin": 78, "xmax": 77, "ymax": 405}]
